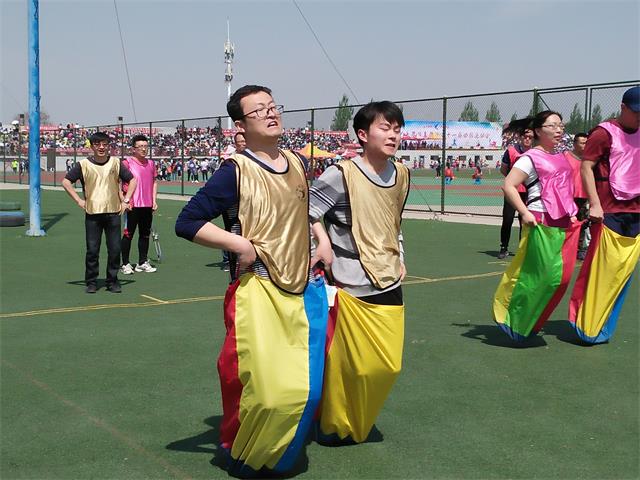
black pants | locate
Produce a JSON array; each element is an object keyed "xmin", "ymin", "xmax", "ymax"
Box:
[
  {"xmin": 575, "ymin": 198, "xmax": 590, "ymax": 252},
  {"xmin": 500, "ymin": 192, "xmax": 527, "ymax": 250},
  {"xmin": 85, "ymin": 213, "xmax": 121, "ymax": 287},
  {"xmin": 358, "ymin": 286, "xmax": 403, "ymax": 306},
  {"xmin": 121, "ymin": 207, "xmax": 153, "ymax": 265},
  {"xmin": 604, "ymin": 212, "xmax": 640, "ymax": 237}
]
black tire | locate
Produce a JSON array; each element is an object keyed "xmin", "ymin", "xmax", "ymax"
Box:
[
  {"xmin": 0, "ymin": 211, "xmax": 25, "ymax": 227},
  {"xmin": 0, "ymin": 201, "xmax": 22, "ymax": 211}
]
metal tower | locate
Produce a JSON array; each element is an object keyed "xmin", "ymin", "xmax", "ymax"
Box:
[{"xmin": 224, "ymin": 19, "xmax": 234, "ymax": 130}]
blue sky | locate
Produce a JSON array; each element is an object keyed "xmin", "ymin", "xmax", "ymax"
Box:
[{"xmin": 1, "ymin": 0, "xmax": 638, "ymax": 126}]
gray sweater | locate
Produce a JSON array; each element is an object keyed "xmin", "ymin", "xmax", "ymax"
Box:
[{"xmin": 309, "ymin": 157, "xmax": 404, "ymax": 297}]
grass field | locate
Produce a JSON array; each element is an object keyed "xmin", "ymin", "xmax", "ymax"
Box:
[{"xmin": 1, "ymin": 188, "xmax": 638, "ymax": 479}]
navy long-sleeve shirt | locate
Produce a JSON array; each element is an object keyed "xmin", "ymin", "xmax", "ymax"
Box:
[
  {"xmin": 175, "ymin": 160, "xmax": 238, "ymax": 240},
  {"xmin": 174, "ymin": 150, "xmax": 308, "ymax": 241}
]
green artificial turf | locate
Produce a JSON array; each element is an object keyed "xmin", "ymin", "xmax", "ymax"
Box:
[{"xmin": 1, "ymin": 188, "xmax": 638, "ymax": 479}]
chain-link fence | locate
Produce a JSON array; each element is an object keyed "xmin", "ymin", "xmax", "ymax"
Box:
[{"xmin": 3, "ymin": 80, "xmax": 637, "ymax": 215}]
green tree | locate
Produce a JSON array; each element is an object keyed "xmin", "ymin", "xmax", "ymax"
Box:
[
  {"xmin": 485, "ymin": 102, "xmax": 502, "ymax": 122},
  {"xmin": 588, "ymin": 104, "xmax": 603, "ymax": 130},
  {"xmin": 528, "ymin": 93, "xmax": 541, "ymax": 117},
  {"xmin": 458, "ymin": 101, "xmax": 479, "ymax": 121},
  {"xmin": 330, "ymin": 94, "xmax": 354, "ymax": 131},
  {"xmin": 564, "ymin": 103, "xmax": 585, "ymax": 134}
]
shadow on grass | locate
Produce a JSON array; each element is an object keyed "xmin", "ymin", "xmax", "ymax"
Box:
[
  {"xmin": 166, "ymin": 415, "xmax": 312, "ymax": 478},
  {"xmin": 477, "ymin": 250, "xmax": 516, "ymax": 259},
  {"xmin": 66, "ymin": 279, "xmax": 135, "ymax": 290},
  {"xmin": 205, "ymin": 261, "xmax": 227, "ymax": 269},
  {"xmin": 41, "ymin": 213, "xmax": 68, "ymax": 232},
  {"xmin": 542, "ymin": 320, "xmax": 600, "ymax": 347},
  {"xmin": 315, "ymin": 424, "xmax": 384, "ymax": 447},
  {"xmin": 455, "ymin": 322, "xmax": 548, "ymax": 348},
  {"xmin": 477, "ymin": 250, "xmax": 503, "ymax": 258}
]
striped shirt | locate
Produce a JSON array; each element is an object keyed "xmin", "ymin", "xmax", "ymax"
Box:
[{"xmin": 309, "ymin": 157, "xmax": 404, "ymax": 297}]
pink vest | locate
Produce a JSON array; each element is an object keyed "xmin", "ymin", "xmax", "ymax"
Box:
[
  {"xmin": 599, "ymin": 121, "xmax": 640, "ymax": 201},
  {"xmin": 563, "ymin": 151, "xmax": 586, "ymax": 199},
  {"xmin": 507, "ymin": 145, "xmax": 527, "ymax": 193},
  {"xmin": 123, "ymin": 157, "xmax": 156, "ymax": 208},
  {"xmin": 526, "ymin": 148, "xmax": 577, "ymax": 220}
]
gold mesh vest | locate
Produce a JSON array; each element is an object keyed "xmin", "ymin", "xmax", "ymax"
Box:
[
  {"xmin": 339, "ymin": 160, "xmax": 410, "ymax": 289},
  {"xmin": 232, "ymin": 150, "xmax": 310, "ymax": 294},
  {"xmin": 80, "ymin": 157, "xmax": 122, "ymax": 215}
]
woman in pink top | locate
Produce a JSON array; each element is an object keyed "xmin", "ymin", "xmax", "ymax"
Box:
[
  {"xmin": 494, "ymin": 111, "xmax": 581, "ymax": 341},
  {"xmin": 502, "ymin": 111, "xmax": 577, "ymax": 228}
]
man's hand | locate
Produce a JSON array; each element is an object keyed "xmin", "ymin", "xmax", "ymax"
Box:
[
  {"xmin": 310, "ymin": 240, "xmax": 333, "ymax": 270},
  {"xmin": 119, "ymin": 201, "xmax": 132, "ymax": 215},
  {"xmin": 589, "ymin": 204, "xmax": 604, "ymax": 223},
  {"xmin": 76, "ymin": 199, "xmax": 86, "ymax": 210},
  {"xmin": 152, "ymin": 201, "xmax": 158, "ymax": 211},
  {"xmin": 236, "ymin": 237, "xmax": 257, "ymax": 269},
  {"xmin": 399, "ymin": 262, "xmax": 407, "ymax": 281}
]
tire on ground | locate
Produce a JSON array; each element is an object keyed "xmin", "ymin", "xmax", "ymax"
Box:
[
  {"xmin": 0, "ymin": 211, "xmax": 25, "ymax": 227},
  {"xmin": 0, "ymin": 201, "xmax": 22, "ymax": 211}
]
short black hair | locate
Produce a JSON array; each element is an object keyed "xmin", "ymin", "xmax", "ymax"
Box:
[
  {"xmin": 227, "ymin": 85, "xmax": 273, "ymax": 121},
  {"xmin": 89, "ymin": 131, "xmax": 110, "ymax": 145},
  {"xmin": 574, "ymin": 132, "xmax": 588, "ymax": 141},
  {"xmin": 353, "ymin": 101, "xmax": 405, "ymax": 147},
  {"xmin": 130, "ymin": 134, "xmax": 148, "ymax": 147}
]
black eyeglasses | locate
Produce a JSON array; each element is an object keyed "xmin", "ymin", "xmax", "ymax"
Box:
[{"xmin": 242, "ymin": 104, "xmax": 285, "ymax": 119}]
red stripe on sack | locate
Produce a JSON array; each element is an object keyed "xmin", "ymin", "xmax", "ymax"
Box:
[
  {"xmin": 218, "ymin": 280, "xmax": 242, "ymax": 449},
  {"xmin": 532, "ymin": 222, "xmax": 582, "ymax": 333},
  {"xmin": 324, "ymin": 293, "xmax": 339, "ymax": 357},
  {"xmin": 568, "ymin": 222, "xmax": 603, "ymax": 324}
]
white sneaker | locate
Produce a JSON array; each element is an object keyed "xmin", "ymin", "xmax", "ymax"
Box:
[
  {"xmin": 135, "ymin": 261, "xmax": 157, "ymax": 273},
  {"xmin": 120, "ymin": 263, "xmax": 135, "ymax": 275}
]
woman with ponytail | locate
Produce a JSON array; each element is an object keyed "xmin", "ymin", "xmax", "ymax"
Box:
[{"xmin": 493, "ymin": 111, "xmax": 582, "ymax": 341}]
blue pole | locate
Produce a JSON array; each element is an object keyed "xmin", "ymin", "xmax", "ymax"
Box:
[{"xmin": 27, "ymin": 0, "xmax": 45, "ymax": 236}]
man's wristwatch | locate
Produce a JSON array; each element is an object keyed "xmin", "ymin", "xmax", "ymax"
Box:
[{"xmin": 123, "ymin": 198, "xmax": 130, "ymax": 204}]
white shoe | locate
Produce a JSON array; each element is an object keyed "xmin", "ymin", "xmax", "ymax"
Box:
[
  {"xmin": 120, "ymin": 263, "xmax": 135, "ymax": 275},
  {"xmin": 135, "ymin": 261, "xmax": 157, "ymax": 273}
]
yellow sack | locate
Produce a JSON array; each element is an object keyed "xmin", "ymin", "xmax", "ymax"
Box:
[{"xmin": 318, "ymin": 289, "xmax": 404, "ymax": 442}]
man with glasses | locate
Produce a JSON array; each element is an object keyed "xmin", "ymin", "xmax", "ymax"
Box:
[
  {"xmin": 62, "ymin": 131, "xmax": 137, "ymax": 293},
  {"xmin": 176, "ymin": 85, "xmax": 328, "ymax": 477},
  {"xmin": 498, "ymin": 127, "xmax": 534, "ymax": 259},
  {"xmin": 120, "ymin": 134, "xmax": 158, "ymax": 275}
]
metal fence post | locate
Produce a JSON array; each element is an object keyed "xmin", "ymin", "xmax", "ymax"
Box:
[
  {"xmin": 73, "ymin": 127, "xmax": 78, "ymax": 167},
  {"xmin": 52, "ymin": 128, "xmax": 57, "ymax": 186},
  {"xmin": 149, "ymin": 121, "xmax": 153, "ymax": 160},
  {"xmin": 118, "ymin": 116, "xmax": 125, "ymax": 160},
  {"xmin": 310, "ymin": 109, "xmax": 315, "ymax": 179},
  {"xmin": 587, "ymin": 88, "xmax": 594, "ymax": 130},
  {"xmin": 217, "ymin": 116, "xmax": 223, "ymax": 164},
  {"xmin": 440, "ymin": 97, "xmax": 447, "ymax": 214},
  {"xmin": 18, "ymin": 123, "xmax": 23, "ymax": 184},
  {"xmin": 180, "ymin": 120, "xmax": 185, "ymax": 196},
  {"xmin": 2, "ymin": 133, "xmax": 6, "ymax": 183}
]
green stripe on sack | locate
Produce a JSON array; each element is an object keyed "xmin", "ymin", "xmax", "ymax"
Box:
[{"xmin": 506, "ymin": 225, "xmax": 566, "ymax": 337}]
